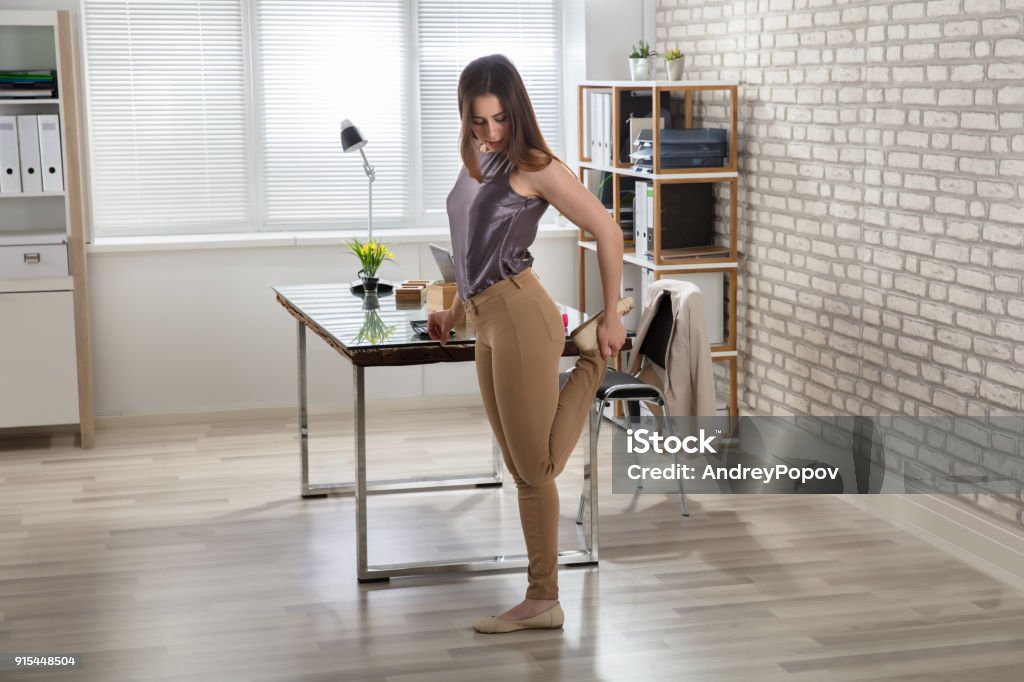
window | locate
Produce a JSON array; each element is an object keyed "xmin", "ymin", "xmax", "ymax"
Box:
[
  {"xmin": 417, "ymin": 0, "xmax": 562, "ymax": 213},
  {"xmin": 83, "ymin": 0, "xmax": 561, "ymax": 237},
  {"xmin": 256, "ymin": 0, "xmax": 408, "ymax": 229},
  {"xmin": 83, "ymin": 0, "xmax": 249, "ymax": 235}
]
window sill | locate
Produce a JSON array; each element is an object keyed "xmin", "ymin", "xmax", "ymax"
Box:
[{"xmin": 88, "ymin": 223, "xmax": 580, "ymax": 254}]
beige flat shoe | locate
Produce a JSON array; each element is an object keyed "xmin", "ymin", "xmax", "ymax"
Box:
[
  {"xmin": 569, "ymin": 297, "xmax": 634, "ymax": 353},
  {"xmin": 472, "ymin": 602, "xmax": 565, "ymax": 634}
]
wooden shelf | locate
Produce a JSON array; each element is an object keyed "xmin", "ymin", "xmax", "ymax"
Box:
[
  {"xmin": 0, "ymin": 10, "xmax": 94, "ymax": 447},
  {"xmin": 0, "ymin": 191, "xmax": 66, "ymax": 199},
  {"xmin": 659, "ymin": 245, "xmax": 731, "ymax": 260},
  {"xmin": 0, "ymin": 98, "xmax": 60, "ymax": 105},
  {"xmin": 578, "ymin": 161, "xmax": 737, "ymax": 181},
  {"xmin": 577, "ymin": 79, "xmax": 741, "ymax": 417},
  {"xmin": 579, "ymin": 240, "xmax": 737, "ymax": 271},
  {"xmin": 580, "ymin": 79, "xmax": 740, "ymax": 87}
]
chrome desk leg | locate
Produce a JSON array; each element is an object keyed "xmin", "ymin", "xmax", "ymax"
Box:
[
  {"xmin": 575, "ymin": 463, "xmax": 588, "ymax": 525},
  {"xmin": 491, "ymin": 435, "xmax": 504, "ymax": 483},
  {"xmin": 297, "ymin": 321, "xmax": 313, "ymax": 497},
  {"xmin": 576, "ymin": 400, "xmax": 596, "ymax": 526},
  {"xmin": 354, "ymin": 365, "xmax": 383, "ymax": 582},
  {"xmin": 587, "ymin": 400, "xmax": 600, "ymax": 561}
]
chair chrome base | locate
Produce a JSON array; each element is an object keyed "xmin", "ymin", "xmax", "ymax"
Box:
[{"xmin": 576, "ymin": 386, "xmax": 689, "ymax": 525}]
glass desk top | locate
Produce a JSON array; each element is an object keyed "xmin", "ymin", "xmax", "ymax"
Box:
[{"xmin": 273, "ymin": 283, "xmax": 626, "ymax": 367}]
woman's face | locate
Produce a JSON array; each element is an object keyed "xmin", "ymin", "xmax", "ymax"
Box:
[{"xmin": 470, "ymin": 94, "xmax": 509, "ymax": 153}]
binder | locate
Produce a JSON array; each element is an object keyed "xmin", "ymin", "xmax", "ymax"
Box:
[
  {"xmin": 582, "ymin": 90, "xmax": 591, "ymax": 159},
  {"xmin": 37, "ymin": 114, "xmax": 63, "ymax": 192},
  {"xmin": 16, "ymin": 114, "xmax": 42, "ymax": 193},
  {"xmin": 595, "ymin": 93, "xmax": 607, "ymax": 165},
  {"xmin": 601, "ymin": 93, "xmax": 612, "ymax": 165},
  {"xmin": 646, "ymin": 183, "xmax": 655, "ymax": 256},
  {"xmin": 0, "ymin": 115, "xmax": 21, "ymax": 193},
  {"xmin": 589, "ymin": 92, "xmax": 598, "ymax": 161},
  {"xmin": 634, "ymin": 180, "xmax": 648, "ymax": 257}
]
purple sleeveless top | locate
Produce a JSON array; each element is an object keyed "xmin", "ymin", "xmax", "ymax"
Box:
[{"xmin": 446, "ymin": 150, "xmax": 550, "ymax": 301}]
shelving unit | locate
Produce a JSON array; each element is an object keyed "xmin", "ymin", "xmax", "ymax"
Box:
[
  {"xmin": 576, "ymin": 80, "xmax": 739, "ymax": 416},
  {"xmin": 0, "ymin": 10, "xmax": 94, "ymax": 446}
]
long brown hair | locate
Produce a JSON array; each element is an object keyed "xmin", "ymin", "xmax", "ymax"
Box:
[{"xmin": 457, "ymin": 54, "xmax": 561, "ymax": 181}]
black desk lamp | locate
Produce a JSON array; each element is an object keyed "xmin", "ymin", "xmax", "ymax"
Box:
[{"xmin": 340, "ymin": 119, "xmax": 392, "ymax": 295}]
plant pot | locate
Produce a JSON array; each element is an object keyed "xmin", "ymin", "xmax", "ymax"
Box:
[
  {"xmin": 359, "ymin": 270, "xmax": 379, "ymax": 294},
  {"xmin": 666, "ymin": 57, "xmax": 684, "ymax": 81},
  {"xmin": 629, "ymin": 56, "xmax": 656, "ymax": 81}
]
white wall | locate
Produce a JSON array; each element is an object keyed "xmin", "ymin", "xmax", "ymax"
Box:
[
  {"xmin": 88, "ymin": 235, "xmax": 579, "ymax": 416},
  {"xmin": 585, "ymin": 0, "xmax": 656, "ymax": 80}
]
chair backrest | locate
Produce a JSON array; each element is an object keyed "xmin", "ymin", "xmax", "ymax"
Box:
[{"xmin": 637, "ymin": 293, "xmax": 674, "ymax": 369}]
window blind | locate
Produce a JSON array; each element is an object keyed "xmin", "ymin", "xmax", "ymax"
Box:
[
  {"xmin": 255, "ymin": 0, "xmax": 407, "ymax": 229},
  {"xmin": 83, "ymin": 0, "xmax": 249, "ymax": 235},
  {"xmin": 82, "ymin": 1, "xmax": 562, "ymax": 236},
  {"xmin": 417, "ymin": 0, "xmax": 561, "ymax": 213}
]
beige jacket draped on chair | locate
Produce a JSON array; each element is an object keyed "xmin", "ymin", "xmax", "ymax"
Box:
[{"xmin": 627, "ymin": 279, "xmax": 716, "ymax": 416}]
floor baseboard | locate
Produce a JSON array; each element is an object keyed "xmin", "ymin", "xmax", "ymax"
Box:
[
  {"xmin": 94, "ymin": 394, "xmax": 484, "ymax": 429},
  {"xmin": 841, "ymin": 494, "xmax": 1024, "ymax": 594}
]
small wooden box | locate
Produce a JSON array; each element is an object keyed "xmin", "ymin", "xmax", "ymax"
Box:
[
  {"xmin": 426, "ymin": 282, "xmax": 457, "ymax": 311},
  {"xmin": 396, "ymin": 280, "xmax": 428, "ymax": 305},
  {"xmin": 395, "ymin": 287, "xmax": 425, "ymax": 305}
]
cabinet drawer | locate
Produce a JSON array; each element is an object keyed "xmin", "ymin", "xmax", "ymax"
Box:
[
  {"xmin": 0, "ymin": 242, "xmax": 69, "ymax": 278},
  {"xmin": 0, "ymin": 291, "xmax": 80, "ymax": 428}
]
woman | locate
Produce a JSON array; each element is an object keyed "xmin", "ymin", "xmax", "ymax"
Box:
[{"xmin": 427, "ymin": 54, "xmax": 631, "ymax": 634}]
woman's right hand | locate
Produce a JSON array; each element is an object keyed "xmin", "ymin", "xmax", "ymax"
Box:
[{"xmin": 427, "ymin": 306, "xmax": 459, "ymax": 345}]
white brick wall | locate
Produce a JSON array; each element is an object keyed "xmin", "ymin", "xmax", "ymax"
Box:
[{"xmin": 657, "ymin": 0, "xmax": 1024, "ymax": 526}]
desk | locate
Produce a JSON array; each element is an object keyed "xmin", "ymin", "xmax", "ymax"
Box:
[{"xmin": 274, "ymin": 284, "xmax": 619, "ymax": 582}]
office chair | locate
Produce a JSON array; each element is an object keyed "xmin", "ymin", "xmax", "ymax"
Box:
[{"xmin": 562, "ymin": 293, "xmax": 688, "ymax": 524}]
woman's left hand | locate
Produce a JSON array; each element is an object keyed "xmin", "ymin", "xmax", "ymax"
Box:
[{"xmin": 597, "ymin": 315, "xmax": 627, "ymax": 360}]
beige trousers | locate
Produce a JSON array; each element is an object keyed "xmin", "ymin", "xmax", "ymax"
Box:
[{"xmin": 464, "ymin": 268, "xmax": 607, "ymax": 600}]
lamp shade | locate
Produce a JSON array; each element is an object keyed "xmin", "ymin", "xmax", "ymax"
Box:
[{"xmin": 340, "ymin": 119, "xmax": 367, "ymax": 152}]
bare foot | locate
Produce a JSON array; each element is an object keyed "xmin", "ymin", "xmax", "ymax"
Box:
[{"xmin": 498, "ymin": 598, "xmax": 558, "ymax": 622}]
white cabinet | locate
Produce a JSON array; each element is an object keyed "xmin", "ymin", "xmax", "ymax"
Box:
[
  {"xmin": 0, "ymin": 10, "xmax": 93, "ymax": 445},
  {"xmin": 0, "ymin": 291, "xmax": 79, "ymax": 428}
]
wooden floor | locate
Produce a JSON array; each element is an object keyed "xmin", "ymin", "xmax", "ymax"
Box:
[{"xmin": 2, "ymin": 405, "xmax": 1024, "ymax": 681}]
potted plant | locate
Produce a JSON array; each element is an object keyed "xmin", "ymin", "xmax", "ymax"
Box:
[
  {"xmin": 345, "ymin": 237, "xmax": 396, "ymax": 294},
  {"xmin": 628, "ymin": 39, "xmax": 657, "ymax": 81},
  {"xmin": 664, "ymin": 48, "xmax": 684, "ymax": 81}
]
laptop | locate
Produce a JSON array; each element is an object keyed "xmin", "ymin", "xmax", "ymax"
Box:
[{"xmin": 429, "ymin": 243, "xmax": 457, "ymax": 283}]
